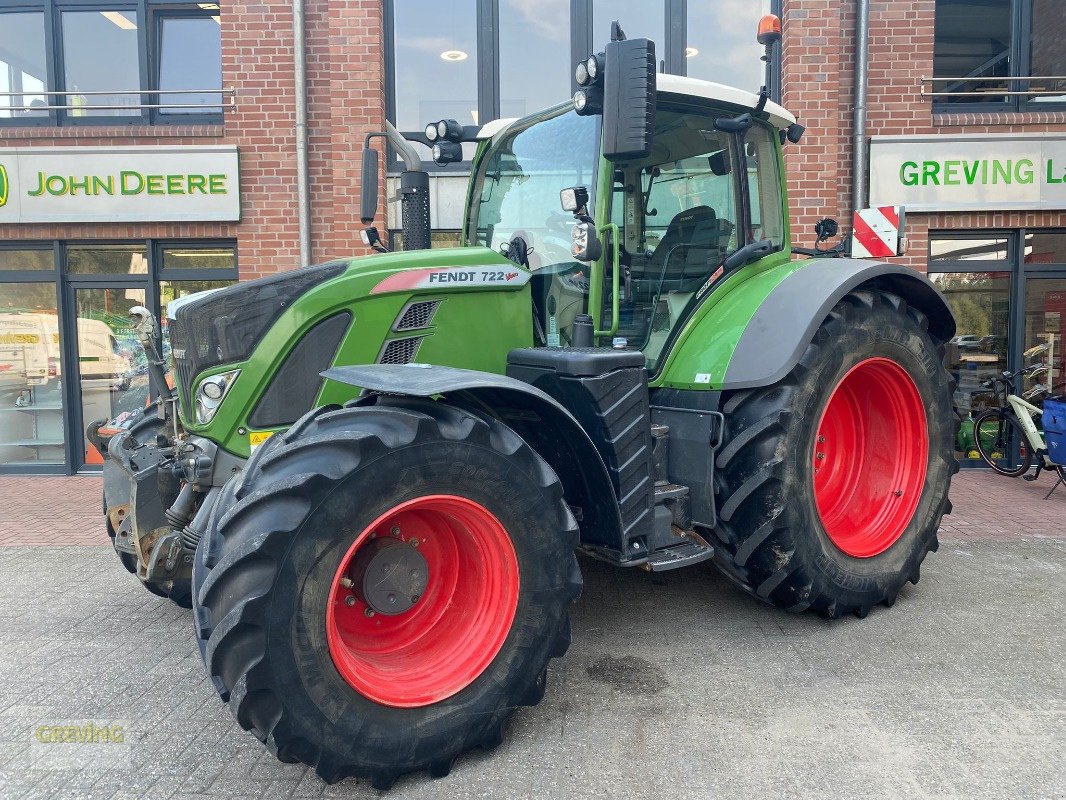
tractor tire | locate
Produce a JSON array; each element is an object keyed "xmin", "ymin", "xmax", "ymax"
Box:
[
  {"xmin": 711, "ymin": 287, "xmax": 959, "ymax": 618},
  {"xmin": 192, "ymin": 398, "xmax": 581, "ymax": 789},
  {"xmin": 103, "ymin": 406, "xmax": 193, "ymax": 608}
]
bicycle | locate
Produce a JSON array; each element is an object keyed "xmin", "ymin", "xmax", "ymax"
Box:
[{"xmin": 970, "ymin": 344, "xmax": 1066, "ymax": 495}]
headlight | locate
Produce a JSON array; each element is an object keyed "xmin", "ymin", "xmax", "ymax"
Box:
[
  {"xmin": 575, "ymin": 61, "xmax": 590, "ymax": 86},
  {"xmin": 195, "ymin": 369, "xmax": 239, "ymax": 424},
  {"xmin": 424, "ymin": 122, "xmax": 439, "ymax": 142}
]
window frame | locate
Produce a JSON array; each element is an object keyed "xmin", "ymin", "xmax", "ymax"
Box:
[
  {"xmin": 383, "ymin": 0, "xmax": 783, "ymax": 173},
  {"xmin": 932, "ymin": 0, "xmax": 1066, "ymax": 114},
  {"xmin": 0, "ymin": 0, "xmax": 223, "ymax": 127}
]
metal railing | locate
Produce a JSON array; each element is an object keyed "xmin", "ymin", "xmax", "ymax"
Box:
[
  {"xmin": 921, "ymin": 75, "xmax": 1066, "ymax": 99},
  {"xmin": 0, "ymin": 87, "xmax": 236, "ymax": 113}
]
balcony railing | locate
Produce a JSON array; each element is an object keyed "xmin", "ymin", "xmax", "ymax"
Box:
[
  {"xmin": 920, "ymin": 75, "xmax": 1066, "ymax": 100},
  {"xmin": 0, "ymin": 87, "xmax": 236, "ymax": 114}
]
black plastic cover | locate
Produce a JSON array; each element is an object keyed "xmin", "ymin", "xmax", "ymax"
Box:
[
  {"xmin": 602, "ymin": 38, "xmax": 657, "ymax": 160},
  {"xmin": 249, "ymin": 312, "xmax": 352, "ymax": 428},
  {"xmin": 507, "ymin": 346, "xmax": 645, "ymax": 377},
  {"xmin": 507, "ymin": 347, "xmax": 654, "ymax": 547}
]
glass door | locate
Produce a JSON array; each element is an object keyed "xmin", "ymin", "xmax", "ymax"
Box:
[
  {"xmin": 71, "ymin": 285, "xmax": 149, "ymax": 468},
  {"xmin": 1021, "ymin": 275, "xmax": 1066, "ymax": 399}
]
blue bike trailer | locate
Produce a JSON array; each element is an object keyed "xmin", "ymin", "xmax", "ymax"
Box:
[{"xmin": 1044, "ymin": 398, "xmax": 1066, "ymax": 465}]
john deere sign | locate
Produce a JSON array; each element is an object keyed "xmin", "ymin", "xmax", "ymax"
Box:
[
  {"xmin": 0, "ymin": 146, "xmax": 239, "ymax": 223},
  {"xmin": 869, "ymin": 134, "xmax": 1066, "ymax": 213}
]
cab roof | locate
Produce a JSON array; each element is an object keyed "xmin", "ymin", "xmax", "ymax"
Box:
[{"xmin": 477, "ymin": 74, "xmax": 796, "ymax": 141}]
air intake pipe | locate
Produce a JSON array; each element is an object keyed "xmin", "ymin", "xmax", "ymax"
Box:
[{"xmin": 360, "ymin": 120, "xmax": 431, "ymax": 252}]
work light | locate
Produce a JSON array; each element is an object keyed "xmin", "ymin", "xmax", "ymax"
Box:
[
  {"xmin": 432, "ymin": 140, "xmax": 463, "ymax": 166},
  {"xmin": 573, "ymin": 87, "xmax": 603, "ymax": 116},
  {"xmin": 424, "ymin": 123, "xmax": 439, "ymax": 142}
]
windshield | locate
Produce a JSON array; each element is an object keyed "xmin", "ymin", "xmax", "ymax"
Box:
[{"xmin": 468, "ymin": 108, "xmax": 601, "ymax": 273}]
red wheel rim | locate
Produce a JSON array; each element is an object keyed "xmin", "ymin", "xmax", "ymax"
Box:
[
  {"xmin": 812, "ymin": 357, "xmax": 929, "ymax": 558},
  {"xmin": 325, "ymin": 495, "xmax": 519, "ymax": 707}
]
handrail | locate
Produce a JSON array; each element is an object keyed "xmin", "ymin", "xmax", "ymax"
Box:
[
  {"xmin": 593, "ymin": 222, "xmax": 621, "ymax": 339},
  {"xmin": 0, "ymin": 87, "xmax": 236, "ymax": 112},
  {"xmin": 920, "ymin": 75, "xmax": 1066, "ymax": 99}
]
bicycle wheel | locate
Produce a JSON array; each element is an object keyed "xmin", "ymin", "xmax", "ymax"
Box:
[{"xmin": 972, "ymin": 409, "xmax": 1032, "ymax": 477}]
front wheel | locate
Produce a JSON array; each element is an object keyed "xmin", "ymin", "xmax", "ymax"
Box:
[
  {"xmin": 971, "ymin": 409, "xmax": 1033, "ymax": 477},
  {"xmin": 193, "ymin": 399, "xmax": 581, "ymax": 789},
  {"xmin": 711, "ymin": 288, "xmax": 959, "ymax": 618}
]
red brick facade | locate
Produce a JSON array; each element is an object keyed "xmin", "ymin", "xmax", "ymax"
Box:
[
  {"xmin": 4, "ymin": 2, "xmax": 1062, "ymax": 278},
  {"xmin": 0, "ymin": 0, "xmax": 386, "ymax": 278},
  {"xmin": 781, "ymin": 0, "xmax": 1066, "ymax": 271}
]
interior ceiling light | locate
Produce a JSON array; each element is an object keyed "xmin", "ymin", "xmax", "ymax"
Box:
[
  {"xmin": 100, "ymin": 11, "xmax": 137, "ymax": 30},
  {"xmin": 440, "ymin": 50, "xmax": 468, "ymax": 62},
  {"xmin": 685, "ymin": 47, "xmax": 699, "ymax": 58}
]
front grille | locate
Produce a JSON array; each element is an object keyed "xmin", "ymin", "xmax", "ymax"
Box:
[
  {"xmin": 169, "ymin": 320, "xmax": 196, "ymax": 413},
  {"xmin": 394, "ymin": 300, "xmax": 440, "ymax": 332},
  {"xmin": 378, "ymin": 336, "xmax": 424, "ymax": 364}
]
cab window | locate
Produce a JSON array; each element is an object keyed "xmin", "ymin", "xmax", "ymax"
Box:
[
  {"xmin": 744, "ymin": 123, "xmax": 785, "ymax": 249},
  {"xmin": 607, "ymin": 106, "xmax": 742, "ymax": 367}
]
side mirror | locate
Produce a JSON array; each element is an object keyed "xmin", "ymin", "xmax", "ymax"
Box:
[
  {"xmin": 360, "ymin": 146, "xmax": 379, "ymax": 225},
  {"xmin": 602, "ymin": 37, "xmax": 656, "ymax": 160}
]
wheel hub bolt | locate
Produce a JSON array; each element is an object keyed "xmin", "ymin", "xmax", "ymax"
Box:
[
  {"xmin": 391, "ymin": 526, "xmax": 401, "ymax": 537},
  {"xmin": 364, "ymin": 607, "xmax": 375, "ymax": 618},
  {"xmin": 344, "ymin": 596, "xmax": 356, "ymax": 607},
  {"xmin": 816, "ymin": 452, "xmax": 825, "ymax": 460},
  {"xmin": 409, "ymin": 538, "xmax": 419, "ymax": 548}
]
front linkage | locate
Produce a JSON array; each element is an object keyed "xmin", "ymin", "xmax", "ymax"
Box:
[{"xmin": 92, "ymin": 308, "xmax": 239, "ymax": 608}]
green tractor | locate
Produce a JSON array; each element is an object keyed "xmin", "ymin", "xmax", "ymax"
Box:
[{"xmin": 94, "ymin": 20, "xmax": 957, "ymax": 790}]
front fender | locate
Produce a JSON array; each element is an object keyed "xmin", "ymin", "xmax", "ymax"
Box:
[
  {"xmin": 655, "ymin": 258, "xmax": 955, "ymax": 391},
  {"xmin": 322, "ymin": 364, "xmax": 627, "ymax": 556}
]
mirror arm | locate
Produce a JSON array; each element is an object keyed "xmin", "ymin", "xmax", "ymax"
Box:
[{"xmin": 384, "ymin": 120, "xmax": 422, "ymax": 171}]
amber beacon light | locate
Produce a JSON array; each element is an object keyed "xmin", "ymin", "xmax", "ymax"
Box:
[{"xmin": 757, "ymin": 14, "xmax": 782, "ymax": 45}]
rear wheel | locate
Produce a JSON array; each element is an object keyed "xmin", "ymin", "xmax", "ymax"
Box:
[
  {"xmin": 971, "ymin": 409, "xmax": 1032, "ymax": 477},
  {"xmin": 192, "ymin": 398, "xmax": 580, "ymax": 788},
  {"xmin": 711, "ymin": 288, "xmax": 959, "ymax": 618}
]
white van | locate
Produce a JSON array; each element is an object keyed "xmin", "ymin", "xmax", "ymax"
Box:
[{"xmin": 0, "ymin": 313, "xmax": 50, "ymax": 395}]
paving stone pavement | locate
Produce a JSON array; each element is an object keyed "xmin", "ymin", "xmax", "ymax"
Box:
[{"xmin": 0, "ymin": 470, "xmax": 1061, "ymax": 799}]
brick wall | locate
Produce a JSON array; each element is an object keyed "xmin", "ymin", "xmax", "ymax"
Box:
[
  {"xmin": 781, "ymin": 0, "xmax": 1066, "ymax": 272},
  {"xmin": 0, "ymin": 0, "xmax": 385, "ymax": 279}
]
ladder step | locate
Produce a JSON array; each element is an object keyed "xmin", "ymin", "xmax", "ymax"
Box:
[{"xmin": 645, "ymin": 539, "xmax": 714, "ymax": 572}]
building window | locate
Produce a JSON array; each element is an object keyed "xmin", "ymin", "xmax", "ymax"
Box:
[
  {"xmin": 933, "ymin": 0, "xmax": 1066, "ymax": 110},
  {"xmin": 61, "ymin": 9, "xmax": 141, "ymax": 117},
  {"xmin": 0, "ymin": 12, "xmax": 48, "ymax": 119},
  {"xmin": 385, "ymin": 0, "xmax": 781, "ymax": 170},
  {"xmin": 686, "ymin": 0, "xmax": 774, "ymax": 93},
  {"xmin": 0, "ymin": 3, "xmax": 223, "ymax": 126},
  {"xmin": 390, "ymin": 0, "xmax": 479, "ymax": 162},
  {"xmin": 498, "ymin": 0, "xmax": 570, "ymax": 119},
  {"xmin": 156, "ymin": 13, "xmax": 223, "ymax": 116}
]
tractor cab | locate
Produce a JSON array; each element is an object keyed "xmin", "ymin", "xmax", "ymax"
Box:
[{"xmin": 461, "ymin": 76, "xmax": 794, "ymax": 369}]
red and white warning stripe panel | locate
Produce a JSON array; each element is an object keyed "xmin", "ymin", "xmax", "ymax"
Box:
[{"xmin": 852, "ymin": 206, "xmax": 905, "ymax": 259}]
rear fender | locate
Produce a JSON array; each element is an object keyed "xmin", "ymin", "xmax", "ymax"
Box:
[
  {"xmin": 657, "ymin": 258, "xmax": 956, "ymax": 391},
  {"xmin": 322, "ymin": 364, "xmax": 626, "ymax": 554}
]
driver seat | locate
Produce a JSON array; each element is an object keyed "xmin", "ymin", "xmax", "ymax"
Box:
[{"xmin": 644, "ymin": 205, "xmax": 720, "ymax": 289}]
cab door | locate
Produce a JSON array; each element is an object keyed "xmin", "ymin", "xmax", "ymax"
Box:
[{"xmin": 598, "ymin": 102, "xmax": 787, "ymax": 371}]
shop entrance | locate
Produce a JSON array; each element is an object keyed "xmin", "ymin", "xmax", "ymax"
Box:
[{"xmin": 930, "ymin": 230, "xmax": 1066, "ymax": 469}]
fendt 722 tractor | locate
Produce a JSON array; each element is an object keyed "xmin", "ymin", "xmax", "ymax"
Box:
[{"xmin": 93, "ymin": 18, "xmax": 958, "ymax": 790}]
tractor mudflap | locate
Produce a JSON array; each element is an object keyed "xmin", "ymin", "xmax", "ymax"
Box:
[{"xmin": 103, "ymin": 429, "xmax": 190, "ymax": 588}]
